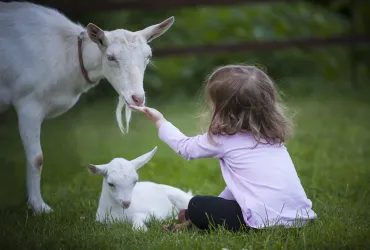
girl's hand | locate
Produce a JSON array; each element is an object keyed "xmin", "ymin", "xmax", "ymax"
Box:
[{"xmin": 129, "ymin": 105, "xmax": 167, "ymax": 129}]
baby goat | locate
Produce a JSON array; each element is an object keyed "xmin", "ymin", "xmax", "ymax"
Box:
[{"xmin": 87, "ymin": 147, "xmax": 193, "ymax": 231}]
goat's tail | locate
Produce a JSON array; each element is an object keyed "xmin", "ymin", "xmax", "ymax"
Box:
[{"xmin": 160, "ymin": 184, "xmax": 193, "ymax": 211}]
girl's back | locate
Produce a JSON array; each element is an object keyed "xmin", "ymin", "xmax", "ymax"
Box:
[{"xmin": 220, "ymin": 133, "xmax": 315, "ymax": 227}]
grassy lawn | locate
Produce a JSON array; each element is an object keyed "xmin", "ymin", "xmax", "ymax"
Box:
[{"xmin": 0, "ymin": 90, "xmax": 369, "ymax": 249}]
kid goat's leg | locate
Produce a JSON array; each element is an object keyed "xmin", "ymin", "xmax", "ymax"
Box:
[
  {"xmin": 17, "ymin": 105, "xmax": 51, "ymax": 214},
  {"xmin": 132, "ymin": 213, "xmax": 148, "ymax": 231}
]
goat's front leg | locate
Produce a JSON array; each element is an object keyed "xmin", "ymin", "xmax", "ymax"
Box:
[
  {"xmin": 132, "ymin": 213, "xmax": 148, "ymax": 232},
  {"xmin": 17, "ymin": 105, "xmax": 51, "ymax": 214}
]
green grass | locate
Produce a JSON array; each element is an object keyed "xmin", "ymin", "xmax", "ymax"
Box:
[{"xmin": 0, "ymin": 91, "xmax": 369, "ymax": 249}]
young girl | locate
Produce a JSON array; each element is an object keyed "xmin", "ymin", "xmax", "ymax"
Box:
[{"xmin": 130, "ymin": 65, "xmax": 317, "ymax": 232}]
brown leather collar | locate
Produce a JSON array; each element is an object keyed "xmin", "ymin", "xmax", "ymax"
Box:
[{"xmin": 78, "ymin": 32, "xmax": 94, "ymax": 84}]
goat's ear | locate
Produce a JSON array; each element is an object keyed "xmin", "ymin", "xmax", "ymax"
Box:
[
  {"xmin": 138, "ymin": 17, "xmax": 174, "ymax": 43},
  {"xmin": 87, "ymin": 164, "xmax": 107, "ymax": 175},
  {"xmin": 130, "ymin": 146, "xmax": 158, "ymax": 170},
  {"xmin": 87, "ymin": 23, "xmax": 108, "ymax": 48}
]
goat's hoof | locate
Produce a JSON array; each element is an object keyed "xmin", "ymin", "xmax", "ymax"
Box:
[{"xmin": 28, "ymin": 201, "xmax": 53, "ymax": 214}]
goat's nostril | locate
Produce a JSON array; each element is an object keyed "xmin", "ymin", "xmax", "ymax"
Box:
[{"xmin": 132, "ymin": 95, "xmax": 144, "ymax": 106}]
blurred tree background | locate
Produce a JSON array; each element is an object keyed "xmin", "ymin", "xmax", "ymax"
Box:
[{"xmin": 48, "ymin": 0, "xmax": 369, "ymax": 101}]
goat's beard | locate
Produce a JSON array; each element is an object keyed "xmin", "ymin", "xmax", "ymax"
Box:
[{"xmin": 116, "ymin": 96, "xmax": 132, "ymax": 134}]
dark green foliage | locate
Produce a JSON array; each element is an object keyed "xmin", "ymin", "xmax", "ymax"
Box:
[{"xmin": 69, "ymin": 2, "xmax": 370, "ymax": 101}]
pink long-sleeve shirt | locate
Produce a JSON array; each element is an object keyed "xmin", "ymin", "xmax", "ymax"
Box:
[{"xmin": 158, "ymin": 121, "xmax": 317, "ymax": 229}]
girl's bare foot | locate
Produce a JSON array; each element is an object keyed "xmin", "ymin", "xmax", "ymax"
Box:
[
  {"xmin": 162, "ymin": 209, "xmax": 192, "ymax": 232},
  {"xmin": 162, "ymin": 220, "xmax": 192, "ymax": 232}
]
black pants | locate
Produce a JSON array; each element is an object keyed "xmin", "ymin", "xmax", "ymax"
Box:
[{"xmin": 185, "ymin": 195, "xmax": 248, "ymax": 232}]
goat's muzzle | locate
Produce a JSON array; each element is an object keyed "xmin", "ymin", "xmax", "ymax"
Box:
[{"xmin": 122, "ymin": 201, "xmax": 131, "ymax": 208}]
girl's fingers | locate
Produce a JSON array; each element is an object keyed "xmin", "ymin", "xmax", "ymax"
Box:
[
  {"xmin": 143, "ymin": 107, "xmax": 151, "ymax": 114},
  {"xmin": 130, "ymin": 105, "xmax": 146, "ymax": 113},
  {"xmin": 129, "ymin": 105, "xmax": 158, "ymax": 120},
  {"xmin": 129, "ymin": 105, "xmax": 140, "ymax": 111}
]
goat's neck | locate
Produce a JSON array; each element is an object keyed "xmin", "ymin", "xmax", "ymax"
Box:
[
  {"xmin": 80, "ymin": 38, "xmax": 104, "ymax": 85},
  {"xmin": 97, "ymin": 179, "xmax": 125, "ymax": 222}
]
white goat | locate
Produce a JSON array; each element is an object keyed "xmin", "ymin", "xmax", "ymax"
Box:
[
  {"xmin": 0, "ymin": 1, "xmax": 174, "ymax": 214},
  {"xmin": 87, "ymin": 147, "xmax": 193, "ymax": 231}
]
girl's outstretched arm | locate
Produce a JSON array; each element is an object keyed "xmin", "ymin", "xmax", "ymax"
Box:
[
  {"xmin": 158, "ymin": 120, "xmax": 224, "ymax": 160},
  {"xmin": 130, "ymin": 105, "xmax": 224, "ymax": 160}
]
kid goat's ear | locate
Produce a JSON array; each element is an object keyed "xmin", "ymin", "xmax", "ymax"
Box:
[
  {"xmin": 130, "ymin": 146, "xmax": 158, "ymax": 171},
  {"xmin": 87, "ymin": 164, "xmax": 108, "ymax": 175},
  {"xmin": 138, "ymin": 17, "xmax": 175, "ymax": 43}
]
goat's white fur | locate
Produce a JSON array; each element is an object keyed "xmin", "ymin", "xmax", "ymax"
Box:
[
  {"xmin": 0, "ymin": 1, "xmax": 174, "ymax": 213},
  {"xmin": 88, "ymin": 147, "xmax": 193, "ymax": 231}
]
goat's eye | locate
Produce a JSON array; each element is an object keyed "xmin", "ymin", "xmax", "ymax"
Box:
[
  {"xmin": 107, "ymin": 55, "xmax": 116, "ymax": 61},
  {"xmin": 108, "ymin": 183, "xmax": 115, "ymax": 188}
]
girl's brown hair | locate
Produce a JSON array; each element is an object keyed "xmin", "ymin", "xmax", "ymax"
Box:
[{"xmin": 203, "ymin": 65, "xmax": 292, "ymax": 146}]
